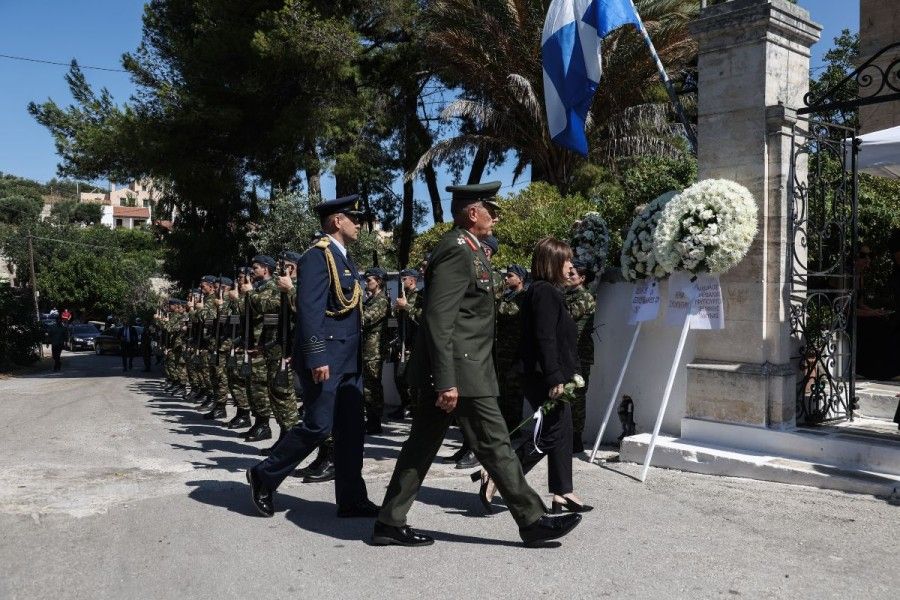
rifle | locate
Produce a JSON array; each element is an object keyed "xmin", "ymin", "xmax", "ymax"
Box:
[
  {"xmin": 274, "ymin": 258, "xmax": 291, "ymax": 387},
  {"xmin": 239, "ymin": 270, "xmax": 253, "ymax": 378},
  {"xmin": 211, "ymin": 273, "xmax": 223, "ymax": 366},
  {"xmin": 226, "ymin": 266, "xmax": 239, "ymax": 369}
]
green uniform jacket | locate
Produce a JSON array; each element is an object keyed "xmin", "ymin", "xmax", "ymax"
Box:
[
  {"xmin": 407, "ymin": 227, "xmax": 499, "ymax": 397},
  {"xmin": 362, "ymin": 289, "xmax": 389, "ymax": 360},
  {"xmin": 565, "ymin": 285, "xmax": 597, "ymax": 363}
]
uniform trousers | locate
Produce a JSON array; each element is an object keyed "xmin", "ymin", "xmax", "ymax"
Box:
[
  {"xmin": 378, "ymin": 392, "xmax": 546, "ymax": 529},
  {"xmin": 254, "ymin": 369, "xmax": 368, "ymax": 507},
  {"xmin": 515, "ymin": 378, "xmax": 574, "ymax": 496}
]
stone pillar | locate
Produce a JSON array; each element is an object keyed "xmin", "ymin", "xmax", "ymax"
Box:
[
  {"xmin": 859, "ymin": 0, "xmax": 900, "ymax": 134},
  {"xmin": 684, "ymin": 0, "xmax": 821, "ymax": 430}
]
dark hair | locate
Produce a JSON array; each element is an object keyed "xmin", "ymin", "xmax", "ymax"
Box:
[{"xmin": 530, "ymin": 237, "xmax": 572, "ymax": 286}]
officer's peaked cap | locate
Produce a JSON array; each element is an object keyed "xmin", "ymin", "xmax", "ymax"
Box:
[
  {"xmin": 447, "ymin": 181, "xmax": 502, "ymax": 214},
  {"xmin": 251, "ymin": 255, "xmax": 277, "ymax": 271},
  {"xmin": 314, "ymin": 194, "xmax": 368, "ymax": 219}
]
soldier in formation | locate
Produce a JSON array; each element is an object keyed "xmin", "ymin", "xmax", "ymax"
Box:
[{"xmin": 564, "ymin": 259, "xmax": 597, "ymax": 454}]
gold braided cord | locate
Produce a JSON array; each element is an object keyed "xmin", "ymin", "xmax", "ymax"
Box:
[{"xmin": 316, "ymin": 238, "xmax": 362, "ymax": 317}]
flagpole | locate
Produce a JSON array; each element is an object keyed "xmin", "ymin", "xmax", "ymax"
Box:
[{"xmin": 627, "ymin": 0, "xmax": 698, "ymax": 155}]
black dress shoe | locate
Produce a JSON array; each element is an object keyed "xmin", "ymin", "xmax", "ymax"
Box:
[
  {"xmin": 455, "ymin": 450, "xmax": 479, "ymax": 470},
  {"xmin": 337, "ymin": 498, "xmax": 380, "ymax": 518},
  {"xmin": 202, "ymin": 406, "xmax": 226, "ymax": 420},
  {"xmin": 291, "ymin": 444, "xmax": 328, "ymax": 477},
  {"xmin": 227, "ymin": 412, "xmax": 252, "ymax": 430},
  {"xmin": 519, "ymin": 513, "xmax": 582, "ymax": 547},
  {"xmin": 245, "ymin": 468, "xmax": 274, "ymax": 517},
  {"xmin": 303, "ymin": 461, "xmax": 335, "ymax": 483},
  {"xmin": 244, "ymin": 423, "xmax": 272, "ymax": 442},
  {"xmin": 371, "ymin": 521, "xmax": 434, "ymax": 547}
]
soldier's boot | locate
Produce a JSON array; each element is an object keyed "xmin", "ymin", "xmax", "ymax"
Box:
[
  {"xmin": 303, "ymin": 444, "xmax": 335, "ymax": 483},
  {"xmin": 198, "ymin": 397, "xmax": 216, "ymax": 412},
  {"xmin": 259, "ymin": 430, "xmax": 286, "ymax": 456},
  {"xmin": 226, "ymin": 409, "xmax": 252, "ymax": 430},
  {"xmin": 243, "ymin": 418, "xmax": 272, "ymax": 442},
  {"xmin": 202, "ymin": 405, "xmax": 227, "ymax": 421},
  {"xmin": 292, "ymin": 442, "xmax": 329, "ymax": 478},
  {"xmin": 387, "ymin": 404, "xmax": 408, "ymax": 420},
  {"xmin": 365, "ymin": 405, "xmax": 383, "ymax": 435}
]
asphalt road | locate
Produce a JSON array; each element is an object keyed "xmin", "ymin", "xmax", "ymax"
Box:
[{"xmin": 0, "ymin": 351, "xmax": 897, "ymax": 600}]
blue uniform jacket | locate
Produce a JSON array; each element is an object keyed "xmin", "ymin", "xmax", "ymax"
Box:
[{"xmin": 293, "ymin": 239, "xmax": 362, "ymax": 375}]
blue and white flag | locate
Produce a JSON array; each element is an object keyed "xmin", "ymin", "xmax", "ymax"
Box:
[{"xmin": 542, "ymin": 0, "xmax": 641, "ymax": 155}]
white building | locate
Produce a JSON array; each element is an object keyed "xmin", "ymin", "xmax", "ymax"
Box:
[{"xmin": 80, "ymin": 179, "xmax": 161, "ymax": 229}]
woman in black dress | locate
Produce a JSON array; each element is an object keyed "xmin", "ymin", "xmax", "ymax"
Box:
[{"xmin": 473, "ymin": 237, "xmax": 593, "ymax": 514}]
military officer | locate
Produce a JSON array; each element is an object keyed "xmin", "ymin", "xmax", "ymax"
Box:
[
  {"xmin": 372, "ymin": 181, "xmax": 582, "ymax": 547},
  {"xmin": 565, "ymin": 259, "xmax": 597, "ymax": 454},
  {"xmin": 496, "ymin": 263, "xmax": 528, "ymax": 433},
  {"xmin": 389, "ymin": 268, "xmax": 422, "ymax": 419},
  {"xmin": 362, "ymin": 267, "xmax": 389, "ymax": 434},
  {"xmin": 246, "ymin": 194, "xmax": 378, "ymax": 519}
]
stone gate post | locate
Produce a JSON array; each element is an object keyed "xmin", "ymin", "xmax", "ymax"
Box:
[{"xmin": 684, "ymin": 0, "xmax": 821, "ymax": 431}]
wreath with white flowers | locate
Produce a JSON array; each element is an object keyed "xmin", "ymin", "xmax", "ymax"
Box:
[
  {"xmin": 570, "ymin": 211, "xmax": 610, "ymax": 285},
  {"xmin": 653, "ymin": 179, "xmax": 758, "ymax": 275},
  {"xmin": 620, "ymin": 191, "xmax": 678, "ymax": 281}
]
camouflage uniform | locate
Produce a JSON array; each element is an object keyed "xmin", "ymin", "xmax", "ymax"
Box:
[
  {"xmin": 496, "ymin": 287, "xmax": 526, "ymax": 431},
  {"xmin": 247, "ymin": 280, "xmax": 274, "ymax": 421},
  {"xmin": 200, "ymin": 292, "xmax": 225, "ymax": 405},
  {"xmin": 185, "ymin": 304, "xmax": 205, "ymax": 395},
  {"xmin": 362, "ymin": 288, "xmax": 390, "ymax": 422},
  {"xmin": 217, "ymin": 296, "xmax": 247, "ymax": 410},
  {"xmin": 395, "ymin": 287, "xmax": 424, "ymax": 412},
  {"xmin": 250, "ymin": 277, "xmax": 299, "ymax": 430},
  {"xmin": 227, "ymin": 295, "xmax": 252, "ymax": 412},
  {"xmin": 565, "ymin": 285, "xmax": 597, "ymax": 437},
  {"xmin": 167, "ymin": 312, "xmax": 189, "ymax": 387}
]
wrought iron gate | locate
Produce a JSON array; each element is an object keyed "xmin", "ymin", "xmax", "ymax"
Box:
[
  {"xmin": 788, "ymin": 41, "xmax": 900, "ymax": 424},
  {"xmin": 788, "ymin": 119, "xmax": 859, "ymax": 424}
]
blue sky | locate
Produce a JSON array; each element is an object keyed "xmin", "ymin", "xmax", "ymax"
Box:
[{"xmin": 0, "ymin": 0, "xmax": 859, "ymax": 214}]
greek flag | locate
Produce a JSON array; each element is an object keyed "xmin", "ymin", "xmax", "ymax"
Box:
[{"xmin": 542, "ymin": 0, "xmax": 641, "ymax": 155}]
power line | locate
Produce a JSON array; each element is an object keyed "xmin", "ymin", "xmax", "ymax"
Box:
[
  {"xmin": 0, "ymin": 53, "xmax": 128, "ymax": 73},
  {"xmin": 30, "ymin": 235, "xmax": 128, "ymax": 251}
]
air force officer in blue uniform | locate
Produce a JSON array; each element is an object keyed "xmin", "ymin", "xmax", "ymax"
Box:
[{"xmin": 247, "ymin": 195, "xmax": 378, "ymax": 519}]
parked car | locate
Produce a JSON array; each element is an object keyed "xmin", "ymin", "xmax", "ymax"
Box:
[
  {"xmin": 66, "ymin": 323, "xmax": 102, "ymax": 351},
  {"xmin": 94, "ymin": 326, "xmax": 144, "ymax": 355}
]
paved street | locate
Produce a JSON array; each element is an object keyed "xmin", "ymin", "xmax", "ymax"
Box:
[{"xmin": 0, "ymin": 352, "xmax": 897, "ymax": 600}]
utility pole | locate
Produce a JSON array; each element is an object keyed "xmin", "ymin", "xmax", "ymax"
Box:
[{"xmin": 27, "ymin": 233, "xmax": 40, "ymax": 321}]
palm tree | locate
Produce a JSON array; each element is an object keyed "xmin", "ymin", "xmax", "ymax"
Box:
[{"xmin": 415, "ymin": 0, "xmax": 698, "ymax": 192}]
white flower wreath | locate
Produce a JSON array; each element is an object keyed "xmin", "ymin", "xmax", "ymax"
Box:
[
  {"xmin": 653, "ymin": 179, "xmax": 758, "ymax": 275},
  {"xmin": 620, "ymin": 191, "xmax": 678, "ymax": 281},
  {"xmin": 570, "ymin": 211, "xmax": 610, "ymax": 285}
]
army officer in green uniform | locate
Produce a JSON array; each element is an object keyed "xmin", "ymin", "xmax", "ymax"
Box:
[{"xmin": 372, "ymin": 182, "xmax": 583, "ymax": 548}]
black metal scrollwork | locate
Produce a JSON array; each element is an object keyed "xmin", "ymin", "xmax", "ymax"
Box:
[{"xmin": 800, "ymin": 42, "xmax": 900, "ymax": 115}]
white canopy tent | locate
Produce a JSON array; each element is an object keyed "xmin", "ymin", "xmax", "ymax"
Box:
[{"xmin": 850, "ymin": 125, "xmax": 900, "ymax": 179}]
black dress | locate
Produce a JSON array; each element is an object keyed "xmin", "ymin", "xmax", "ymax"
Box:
[{"xmin": 514, "ymin": 280, "xmax": 578, "ymax": 495}]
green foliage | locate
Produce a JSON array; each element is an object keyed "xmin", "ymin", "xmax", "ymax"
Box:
[
  {"xmin": 410, "ymin": 183, "xmax": 594, "ymax": 267},
  {"xmin": 0, "ymin": 196, "xmax": 43, "ymax": 225},
  {"xmin": 248, "ymin": 192, "xmax": 396, "ymax": 270},
  {"xmin": 49, "ymin": 200, "xmax": 103, "ymax": 225},
  {"xmin": 857, "ymin": 173, "xmax": 900, "ymax": 300},
  {"xmin": 0, "ymin": 282, "xmax": 43, "ymax": 370},
  {"xmin": 808, "ymin": 30, "xmax": 859, "ymax": 129}
]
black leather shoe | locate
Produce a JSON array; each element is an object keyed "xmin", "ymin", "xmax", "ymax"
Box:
[
  {"xmin": 227, "ymin": 412, "xmax": 252, "ymax": 430},
  {"xmin": 550, "ymin": 497, "xmax": 594, "ymax": 514},
  {"xmin": 246, "ymin": 468, "xmax": 274, "ymax": 517},
  {"xmin": 303, "ymin": 461, "xmax": 335, "ymax": 483},
  {"xmin": 198, "ymin": 398, "xmax": 215, "ymax": 412},
  {"xmin": 202, "ymin": 406, "xmax": 226, "ymax": 420},
  {"xmin": 244, "ymin": 423, "xmax": 272, "ymax": 442},
  {"xmin": 371, "ymin": 521, "xmax": 434, "ymax": 547},
  {"xmin": 519, "ymin": 513, "xmax": 582, "ymax": 547},
  {"xmin": 454, "ymin": 450, "xmax": 479, "ymax": 470},
  {"xmin": 337, "ymin": 498, "xmax": 380, "ymax": 518}
]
